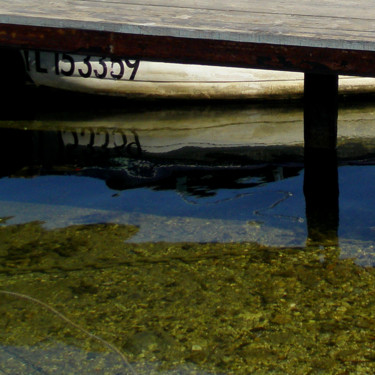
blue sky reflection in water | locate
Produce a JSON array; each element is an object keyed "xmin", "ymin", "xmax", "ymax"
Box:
[
  {"xmin": 1, "ymin": 161, "xmax": 375, "ymax": 263},
  {"xmin": 0, "ymin": 170, "xmax": 306, "ymax": 242}
]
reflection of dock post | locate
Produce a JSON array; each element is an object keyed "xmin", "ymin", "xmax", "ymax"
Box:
[{"xmin": 303, "ymin": 73, "xmax": 339, "ymax": 246}]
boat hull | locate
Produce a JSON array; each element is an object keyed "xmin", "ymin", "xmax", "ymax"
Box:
[{"xmin": 22, "ymin": 50, "xmax": 375, "ymax": 99}]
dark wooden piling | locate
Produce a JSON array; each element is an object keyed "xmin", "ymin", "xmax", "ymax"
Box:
[
  {"xmin": 304, "ymin": 73, "xmax": 338, "ymax": 151},
  {"xmin": 303, "ymin": 73, "xmax": 339, "ymax": 245}
]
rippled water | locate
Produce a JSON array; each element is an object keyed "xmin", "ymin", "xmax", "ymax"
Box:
[{"xmin": 1, "ymin": 89, "xmax": 375, "ymax": 374}]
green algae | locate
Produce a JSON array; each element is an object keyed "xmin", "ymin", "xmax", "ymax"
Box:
[{"xmin": 1, "ymin": 220, "xmax": 375, "ymax": 374}]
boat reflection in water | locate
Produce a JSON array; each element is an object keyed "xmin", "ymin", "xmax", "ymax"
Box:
[
  {"xmin": 0, "ymin": 124, "xmax": 305, "ymax": 244},
  {"xmin": 1, "ymin": 98, "xmax": 375, "ymax": 252}
]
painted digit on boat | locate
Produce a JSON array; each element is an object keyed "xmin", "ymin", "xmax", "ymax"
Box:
[
  {"xmin": 94, "ymin": 57, "xmax": 107, "ymax": 79},
  {"xmin": 54, "ymin": 52, "xmax": 60, "ymax": 75},
  {"xmin": 125, "ymin": 60, "xmax": 140, "ymax": 80},
  {"xmin": 117, "ymin": 133, "xmax": 127, "ymax": 148},
  {"xmin": 78, "ymin": 56, "xmax": 92, "ymax": 78},
  {"xmin": 110, "ymin": 58, "xmax": 124, "ymax": 80},
  {"xmin": 88, "ymin": 130, "xmax": 95, "ymax": 147},
  {"xmin": 60, "ymin": 54, "xmax": 75, "ymax": 76},
  {"xmin": 102, "ymin": 132, "xmax": 110, "ymax": 148},
  {"xmin": 126, "ymin": 133, "xmax": 142, "ymax": 156},
  {"xmin": 72, "ymin": 132, "xmax": 79, "ymax": 147},
  {"xmin": 23, "ymin": 50, "xmax": 30, "ymax": 71},
  {"xmin": 35, "ymin": 50, "xmax": 47, "ymax": 73}
]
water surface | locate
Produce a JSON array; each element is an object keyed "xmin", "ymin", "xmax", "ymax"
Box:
[{"xmin": 1, "ymin": 91, "xmax": 375, "ymax": 374}]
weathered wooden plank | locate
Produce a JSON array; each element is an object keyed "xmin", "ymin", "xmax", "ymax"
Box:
[
  {"xmin": 75, "ymin": 0, "xmax": 375, "ymax": 22},
  {"xmin": 0, "ymin": 0, "xmax": 375, "ymax": 76},
  {"xmin": 1, "ymin": 0, "xmax": 375, "ymax": 50},
  {"xmin": 1, "ymin": 23, "xmax": 375, "ymax": 77},
  {"xmin": 3, "ymin": 0, "xmax": 375, "ymax": 22}
]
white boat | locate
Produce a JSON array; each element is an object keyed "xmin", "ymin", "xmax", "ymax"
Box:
[{"xmin": 22, "ymin": 50, "xmax": 375, "ymax": 100}]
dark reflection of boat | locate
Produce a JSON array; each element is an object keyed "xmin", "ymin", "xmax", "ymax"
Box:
[
  {"xmin": 0, "ymin": 126, "xmax": 303, "ymax": 194},
  {"xmin": 2, "ymin": 99, "xmax": 375, "ymax": 203},
  {"xmin": 0, "ymin": 121, "xmax": 309, "ymax": 248},
  {"xmin": 2, "ymin": 93, "xmax": 375, "ymax": 162},
  {"xmin": 2, "ymin": 100, "xmax": 375, "ymax": 247},
  {"xmin": 2, "ymin": 100, "xmax": 375, "ymax": 187}
]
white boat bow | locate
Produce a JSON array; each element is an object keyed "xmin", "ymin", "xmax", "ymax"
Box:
[{"xmin": 22, "ymin": 50, "xmax": 375, "ymax": 100}]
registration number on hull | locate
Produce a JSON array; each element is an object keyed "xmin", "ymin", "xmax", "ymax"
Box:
[{"xmin": 23, "ymin": 50, "xmax": 140, "ymax": 81}]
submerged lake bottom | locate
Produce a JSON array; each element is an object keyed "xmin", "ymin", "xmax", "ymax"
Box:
[{"xmin": 1, "ymin": 89, "xmax": 375, "ymax": 374}]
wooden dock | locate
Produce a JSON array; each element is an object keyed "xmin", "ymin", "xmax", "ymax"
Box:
[{"xmin": 0, "ymin": 0, "xmax": 374, "ymax": 76}]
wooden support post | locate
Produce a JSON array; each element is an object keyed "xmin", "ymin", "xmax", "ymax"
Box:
[
  {"xmin": 303, "ymin": 73, "xmax": 339, "ymax": 246},
  {"xmin": 304, "ymin": 73, "xmax": 338, "ymax": 150}
]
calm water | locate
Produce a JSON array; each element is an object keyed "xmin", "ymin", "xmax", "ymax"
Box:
[{"xmin": 1, "ymin": 89, "xmax": 375, "ymax": 374}]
